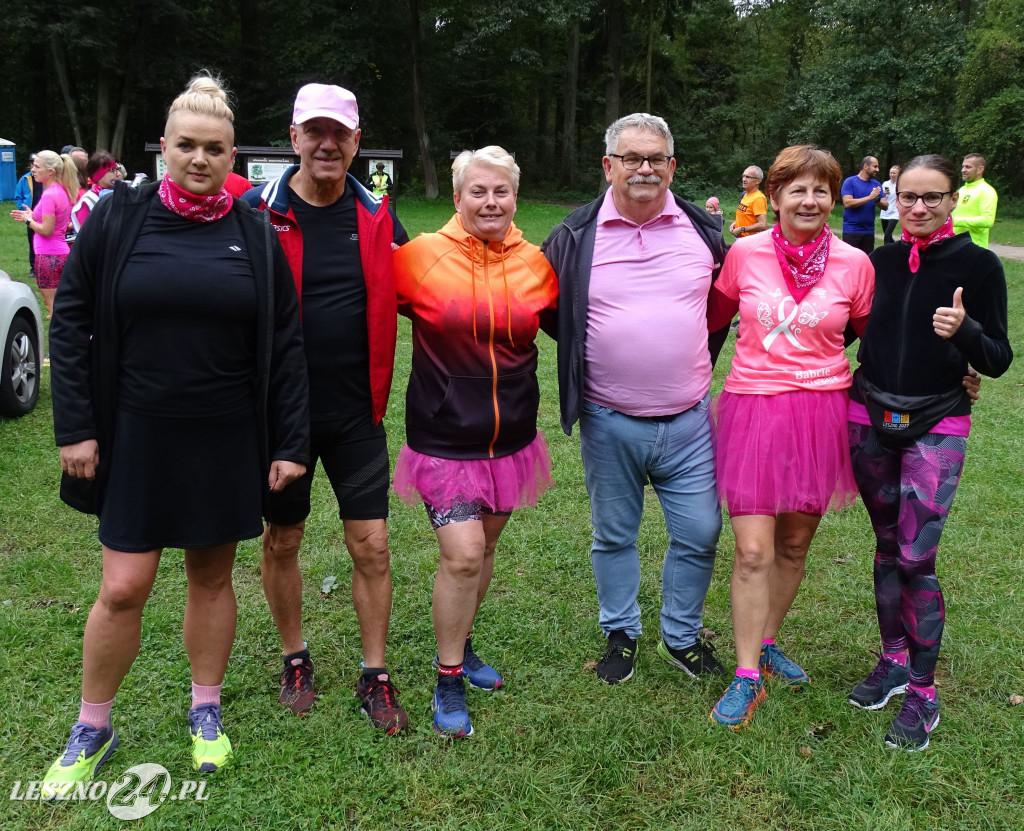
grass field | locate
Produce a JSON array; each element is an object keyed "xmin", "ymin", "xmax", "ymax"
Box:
[{"xmin": 0, "ymin": 194, "xmax": 1022, "ymax": 830}]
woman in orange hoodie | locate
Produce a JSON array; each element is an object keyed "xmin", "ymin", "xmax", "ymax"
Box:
[{"xmin": 393, "ymin": 146, "xmax": 558, "ymax": 738}]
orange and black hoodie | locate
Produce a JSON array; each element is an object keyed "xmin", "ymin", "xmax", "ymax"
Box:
[{"xmin": 394, "ymin": 214, "xmax": 558, "ymax": 461}]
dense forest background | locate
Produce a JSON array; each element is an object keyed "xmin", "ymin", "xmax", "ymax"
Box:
[{"xmin": 2, "ymin": 0, "xmax": 1022, "ymax": 199}]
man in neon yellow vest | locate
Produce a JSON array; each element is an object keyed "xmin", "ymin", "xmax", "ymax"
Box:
[
  {"xmin": 952, "ymin": 153, "xmax": 997, "ymax": 248},
  {"xmin": 369, "ymin": 162, "xmax": 392, "ymax": 198}
]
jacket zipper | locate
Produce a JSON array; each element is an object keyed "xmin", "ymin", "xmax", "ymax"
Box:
[{"xmin": 484, "ymin": 242, "xmax": 501, "ymax": 458}]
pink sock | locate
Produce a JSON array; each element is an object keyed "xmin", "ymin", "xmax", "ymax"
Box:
[
  {"xmin": 761, "ymin": 638, "xmax": 775, "ymax": 647},
  {"xmin": 884, "ymin": 650, "xmax": 909, "ymax": 667},
  {"xmin": 736, "ymin": 667, "xmax": 760, "ymax": 681},
  {"xmin": 191, "ymin": 682, "xmax": 222, "ymax": 708},
  {"xmin": 909, "ymin": 683, "xmax": 936, "ymax": 702},
  {"xmin": 78, "ymin": 697, "xmax": 114, "ymax": 729}
]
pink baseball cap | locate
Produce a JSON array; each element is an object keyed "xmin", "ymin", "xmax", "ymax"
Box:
[{"xmin": 292, "ymin": 84, "xmax": 359, "ymax": 129}]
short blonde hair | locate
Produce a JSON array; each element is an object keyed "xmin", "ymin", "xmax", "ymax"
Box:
[
  {"xmin": 452, "ymin": 146, "xmax": 520, "ymax": 193},
  {"xmin": 167, "ymin": 73, "xmax": 234, "ymax": 125}
]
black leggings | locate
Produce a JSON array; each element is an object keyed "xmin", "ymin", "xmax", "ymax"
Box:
[{"xmin": 881, "ymin": 219, "xmax": 899, "ymax": 245}]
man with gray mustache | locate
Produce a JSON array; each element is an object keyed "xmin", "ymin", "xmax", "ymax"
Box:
[{"xmin": 542, "ymin": 113, "xmax": 729, "ymax": 685}]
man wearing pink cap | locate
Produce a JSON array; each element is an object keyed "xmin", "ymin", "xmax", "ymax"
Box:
[{"xmin": 243, "ymin": 83, "xmax": 410, "ymax": 734}]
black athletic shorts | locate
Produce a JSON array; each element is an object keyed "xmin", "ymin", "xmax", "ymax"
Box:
[{"xmin": 266, "ymin": 417, "xmax": 390, "ymax": 525}]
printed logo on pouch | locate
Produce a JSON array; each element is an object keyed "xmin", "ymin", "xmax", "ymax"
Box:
[{"xmin": 10, "ymin": 763, "xmax": 209, "ymax": 820}]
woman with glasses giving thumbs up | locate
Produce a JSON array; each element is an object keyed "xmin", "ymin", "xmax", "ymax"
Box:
[{"xmin": 847, "ymin": 154, "xmax": 1012, "ymax": 751}]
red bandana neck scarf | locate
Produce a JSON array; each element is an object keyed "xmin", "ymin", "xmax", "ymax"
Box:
[
  {"xmin": 771, "ymin": 222, "xmax": 832, "ymax": 303},
  {"xmin": 158, "ymin": 173, "xmax": 233, "ymax": 222},
  {"xmin": 902, "ymin": 215, "xmax": 955, "ymax": 274}
]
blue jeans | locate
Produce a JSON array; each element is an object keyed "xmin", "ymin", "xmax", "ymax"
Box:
[{"xmin": 579, "ymin": 396, "xmax": 721, "ymax": 649}]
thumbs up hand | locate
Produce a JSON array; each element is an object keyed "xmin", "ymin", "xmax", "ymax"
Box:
[{"xmin": 933, "ymin": 286, "xmax": 965, "ymax": 339}]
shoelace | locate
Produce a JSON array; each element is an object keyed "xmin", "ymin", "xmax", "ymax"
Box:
[
  {"xmin": 284, "ymin": 661, "xmax": 313, "ymax": 692},
  {"xmin": 367, "ymin": 678, "xmax": 399, "ymax": 710},
  {"xmin": 61, "ymin": 723, "xmax": 105, "ymax": 765},
  {"xmin": 896, "ymin": 691, "xmax": 934, "ymax": 727},
  {"xmin": 863, "ymin": 651, "xmax": 896, "ymax": 685},
  {"xmin": 437, "ymin": 680, "xmax": 466, "ymax": 712},
  {"xmin": 722, "ymin": 677, "xmax": 758, "ymax": 707},
  {"xmin": 191, "ymin": 707, "xmax": 222, "ymax": 741}
]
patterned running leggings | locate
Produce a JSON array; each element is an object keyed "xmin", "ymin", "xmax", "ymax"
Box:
[{"xmin": 848, "ymin": 423, "xmax": 967, "ymax": 687}]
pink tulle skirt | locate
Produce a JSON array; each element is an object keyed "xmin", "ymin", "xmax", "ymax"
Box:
[
  {"xmin": 393, "ymin": 432, "xmax": 553, "ymax": 513},
  {"xmin": 714, "ymin": 389, "xmax": 857, "ymax": 516}
]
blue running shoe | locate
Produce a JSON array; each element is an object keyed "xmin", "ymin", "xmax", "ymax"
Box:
[
  {"xmin": 432, "ymin": 676, "xmax": 473, "ymax": 738},
  {"xmin": 711, "ymin": 676, "xmax": 767, "ymax": 729},
  {"xmin": 849, "ymin": 652, "xmax": 909, "ymax": 710},
  {"xmin": 463, "ymin": 637, "xmax": 503, "ymax": 690},
  {"xmin": 760, "ymin": 643, "xmax": 811, "ymax": 687},
  {"xmin": 188, "ymin": 704, "xmax": 233, "ymax": 772},
  {"xmin": 42, "ymin": 722, "xmax": 118, "ymax": 799},
  {"xmin": 884, "ymin": 688, "xmax": 940, "ymax": 751}
]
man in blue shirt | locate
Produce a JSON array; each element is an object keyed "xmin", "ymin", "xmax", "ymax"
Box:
[{"xmin": 841, "ymin": 156, "xmax": 886, "ymax": 253}]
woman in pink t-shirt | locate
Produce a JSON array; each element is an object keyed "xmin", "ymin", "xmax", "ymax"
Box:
[
  {"xmin": 10, "ymin": 150, "xmax": 78, "ymax": 318},
  {"xmin": 705, "ymin": 145, "xmax": 874, "ymax": 730}
]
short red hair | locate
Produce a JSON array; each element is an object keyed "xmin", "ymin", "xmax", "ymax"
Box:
[{"xmin": 766, "ymin": 145, "xmax": 842, "ymax": 205}]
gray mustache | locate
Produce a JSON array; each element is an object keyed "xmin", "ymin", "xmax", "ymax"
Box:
[{"xmin": 627, "ymin": 174, "xmax": 662, "ymax": 185}]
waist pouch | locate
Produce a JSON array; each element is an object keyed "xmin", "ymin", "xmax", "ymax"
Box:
[{"xmin": 857, "ymin": 375, "xmax": 963, "ymax": 445}]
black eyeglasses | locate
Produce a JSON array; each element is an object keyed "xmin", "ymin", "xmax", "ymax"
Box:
[
  {"xmin": 608, "ymin": 154, "xmax": 672, "ymax": 170},
  {"xmin": 896, "ymin": 190, "xmax": 954, "ymax": 208}
]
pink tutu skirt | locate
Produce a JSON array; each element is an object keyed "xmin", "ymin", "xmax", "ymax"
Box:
[
  {"xmin": 393, "ymin": 432, "xmax": 553, "ymax": 513},
  {"xmin": 714, "ymin": 389, "xmax": 857, "ymax": 516}
]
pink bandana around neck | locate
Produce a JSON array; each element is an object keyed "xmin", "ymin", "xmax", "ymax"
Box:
[
  {"xmin": 902, "ymin": 215, "xmax": 955, "ymax": 273},
  {"xmin": 771, "ymin": 222, "xmax": 832, "ymax": 303},
  {"xmin": 158, "ymin": 173, "xmax": 233, "ymax": 222}
]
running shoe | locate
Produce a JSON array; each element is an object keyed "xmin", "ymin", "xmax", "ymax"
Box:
[
  {"xmin": 355, "ymin": 672, "xmax": 408, "ymax": 735},
  {"xmin": 432, "ymin": 676, "xmax": 473, "ymax": 738},
  {"xmin": 711, "ymin": 676, "xmax": 767, "ymax": 729},
  {"xmin": 848, "ymin": 653, "xmax": 909, "ymax": 710},
  {"xmin": 759, "ymin": 643, "xmax": 811, "ymax": 687},
  {"xmin": 279, "ymin": 652, "xmax": 316, "ymax": 715},
  {"xmin": 462, "ymin": 638, "xmax": 503, "ymax": 690},
  {"xmin": 188, "ymin": 704, "xmax": 233, "ymax": 772},
  {"xmin": 42, "ymin": 722, "xmax": 118, "ymax": 799},
  {"xmin": 658, "ymin": 637, "xmax": 725, "ymax": 677},
  {"xmin": 596, "ymin": 630, "xmax": 637, "ymax": 684},
  {"xmin": 884, "ymin": 688, "xmax": 940, "ymax": 751}
]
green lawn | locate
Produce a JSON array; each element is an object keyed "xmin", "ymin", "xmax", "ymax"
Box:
[{"xmin": 1, "ymin": 198, "xmax": 1022, "ymax": 830}]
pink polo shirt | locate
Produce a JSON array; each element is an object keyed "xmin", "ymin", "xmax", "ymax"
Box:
[
  {"xmin": 32, "ymin": 184, "xmax": 72, "ymax": 256},
  {"xmin": 584, "ymin": 190, "xmax": 714, "ymax": 416}
]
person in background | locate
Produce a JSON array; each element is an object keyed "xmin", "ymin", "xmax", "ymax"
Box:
[
  {"xmin": 70, "ymin": 151, "xmax": 119, "ymax": 238},
  {"xmin": 880, "ymin": 165, "xmax": 900, "ymax": 245},
  {"xmin": 61, "ymin": 145, "xmax": 89, "ymax": 197},
  {"xmin": 848, "ymin": 154, "xmax": 1011, "ymax": 751},
  {"xmin": 368, "ymin": 162, "xmax": 393, "ymax": 198},
  {"xmin": 10, "ymin": 151, "xmax": 78, "ymax": 318},
  {"xmin": 224, "ymin": 168, "xmax": 253, "ymax": 198},
  {"xmin": 43, "ymin": 73, "xmax": 309, "ymax": 790},
  {"xmin": 705, "ymin": 196, "xmax": 723, "ymax": 215},
  {"xmin": 951, "ymin": 153, "xmax": 997, "ymax": 249},
  {"xmin": 392, "ymin": 146, "xmax": 557, "ymax": 737},
  {"xmin": 730, "ymin": 165, "xmax": 768, "ymax": 238},
  {"xmin": 841, "ymin": 156, "xmax": 886, "ymax": 253},
  {"xmin": 13, "ymin": 154, "xmax": 42, "ymax": 275}
]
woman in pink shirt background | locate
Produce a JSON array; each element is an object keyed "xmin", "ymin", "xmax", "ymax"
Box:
[
  {"xmin": 10, "ymin": 150, "xmax": 78, "ymax": 318},
  {"xmin": 705, "ymin": 145, "xmax": 874, "ymax": 729}
]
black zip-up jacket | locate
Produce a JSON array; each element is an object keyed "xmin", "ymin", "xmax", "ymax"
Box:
[
  {"xmin": 541, "ymin": 191, "xmax": 728, "ymax": 436},
  {"xmin": 854, "ymin": 233, "xmax": 1012, "ymax": 412},
  {"xmin": 50, "ymin": 181, "xmax": 309, "ymax": 514}
]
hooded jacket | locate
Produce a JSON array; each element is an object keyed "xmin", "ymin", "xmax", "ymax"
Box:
[
  {"xmin": 243, "ymin": 167, "xmax": 408, "ymax": 425},
  {"xmin": 393, "ymin": 214, "xmax": 558, "ymax": 460}
]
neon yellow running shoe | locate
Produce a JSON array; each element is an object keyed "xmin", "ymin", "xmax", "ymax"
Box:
[
  {"xmin": 42, "ymin": 721, "xmax": 118, "ymax": 799},
  {"xmin": 188, "ymin": 704, "xmax": 232, "ymax": 772}
]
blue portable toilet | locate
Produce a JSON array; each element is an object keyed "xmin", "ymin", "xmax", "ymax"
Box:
[{"xmin": 0, "ymin": 140, "xmax": 17, "ymax": 202}]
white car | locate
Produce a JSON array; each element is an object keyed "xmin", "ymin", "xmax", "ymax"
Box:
[{"xmin": 0, "ymin": 270, "xmax": 44, "ymax": 417}]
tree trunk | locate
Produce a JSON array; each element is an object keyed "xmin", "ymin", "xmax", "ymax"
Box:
[
  {"xmin": 95, "ymin": 69, "xmax": 111, "ymax": 151},
  {"xmin": 558, "ymin": 17, "xmax": 580, "ymax": 190},
  {"xmin": 49, "ymin": 32, "xmax": 83, "ymax": 148},
  {"xmin": 604, "ymin": 0, "xmax": 623, "ymax": 126},
  {"xmin": 409, "ymin": 0, "xmax": 438, "ymax": 199},
  {"xmin": 645, "ymin": 4, "xmax": 655, "ymax": 112}
]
